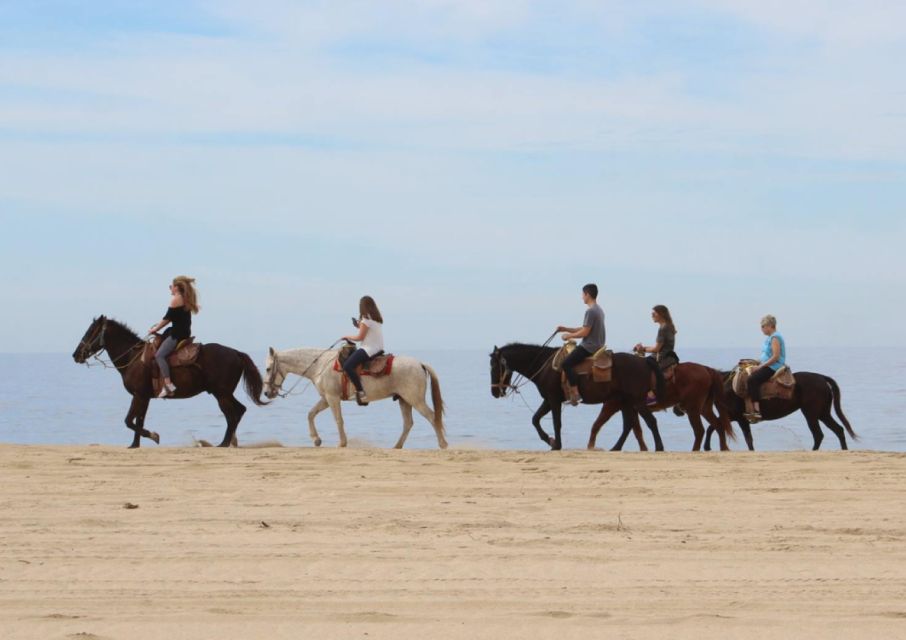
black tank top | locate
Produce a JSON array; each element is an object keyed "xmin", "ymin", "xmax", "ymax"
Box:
[{"xmin": 164, "ymin": 306, "xmax": 192, "ymax": 341}]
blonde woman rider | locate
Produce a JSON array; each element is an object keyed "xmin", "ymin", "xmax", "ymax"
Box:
[{"xmin": 147, "ymin": 276, "xmax": 200, "ymax": 398}]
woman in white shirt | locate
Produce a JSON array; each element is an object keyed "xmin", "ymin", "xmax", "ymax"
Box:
[{"xmin": 341, "ymin": 295, "xmax": 385, "ymax": 406}]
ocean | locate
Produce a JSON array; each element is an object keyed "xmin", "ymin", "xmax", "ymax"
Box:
[{"xmin": 1, "ymin": 347, "xmax": 904, "ymax": 452}]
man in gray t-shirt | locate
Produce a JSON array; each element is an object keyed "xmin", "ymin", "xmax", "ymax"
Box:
[{"xmin": 556, "ymin": 283, "xmax": 606, "ymax": 405}]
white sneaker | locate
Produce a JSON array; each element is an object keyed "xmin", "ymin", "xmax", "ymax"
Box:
[{"xmin": 158, "ymin": 383, "xmax": 177, "ymax": 398}]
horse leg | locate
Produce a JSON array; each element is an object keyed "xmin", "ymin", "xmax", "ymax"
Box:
[
  {"xmin": 216, "ymin": 395, "xmax": 241, "ymax": 448},
  {"xmin": 588, "ymin": 401, "xmax": 620, "ymax": 450},
  {"xmin": 125, "ymin": 396, "xmax": 157, "ymax": 448},
  {"xmin": 639, "ymin": 408, "xmax": 662, "ymax": 451},
  {"xmin": 226, "ymin": 397, "xmax": 246, "ymax": 447},
  {"xmin": 819, "ymin": 411, "xmax": 848, "ymax": 450},
  {"xmin": 393, "ymin": 399, "xmax": 415, "ymax": 449},
  {"xmin": 531, "ymin": 400, "xmax": 553, "ymax": 447},
  {"xmin": 610, "ymin": 408, "xmax": 636, "ymax": 452},
  {"xmin": 307, "ymin": 396, "xmax": 329, "ymax": 447},
  {"xmin": 327, "ymin": 397, "xmax": 348, "ymax": 448},
  {"xmin": 410, "ymin": 397, "xmax": 447, "ymax": 449},
  {"xmin": 701, "ymin": 404, "xmax": 729, "ymax": 452},
  {"xmin": 550, "ymin": 402, "xmax": 563, "ymax": 451},
  {"xmin": 686, "ymin": 410, "xmax": 706, "ymax": 452},
  {"xmin": 739, "ymin": 418, "xmax": 755, "ymax": 451}
]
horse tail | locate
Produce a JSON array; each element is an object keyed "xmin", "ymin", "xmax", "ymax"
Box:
[
  {"xmin": 422, "ymin": 364, "xmax": 446, "ymax": 434},
  {"xmin": 824, "ymin": 375, "xmax": 857, "ymax": 440},
  {"xmin": 238, "ymin": 351, "xmax": 270, "ymax": 406},
  {"xmin": 644, "ymin": 358, "xmax": 666, "ymax": 404},
  {"xmin": 710, "ymin": 368, "xmax": 735, "ymax": 441}
]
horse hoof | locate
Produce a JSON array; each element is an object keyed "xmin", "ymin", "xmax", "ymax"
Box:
[
  {"xmin": 313, "ymin": 438, "xmax": 322, "ymax": 447},
  {"xmin": 128, "ymin": 444, "xmax": 139, "ymax": 449},
  {"xmin": 150, "ymin": 432, "xmax": 160, "ymax": 445},
  {"xmin": 548, "ymin": 436, "xmax": 556, "ymax": 447}
]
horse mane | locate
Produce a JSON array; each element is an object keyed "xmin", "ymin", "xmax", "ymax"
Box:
[
  {"xmin": 104, "ymin": 317, "xmax": 143, "ymax": 343},
  {"xmin": 500, "ymin": 342, "xmax": 558, "ymax": 353}
]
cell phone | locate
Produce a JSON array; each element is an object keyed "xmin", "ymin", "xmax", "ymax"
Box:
[{"xmin": 351, "ymin": 317, "xmax": 359, "ymax": 328}]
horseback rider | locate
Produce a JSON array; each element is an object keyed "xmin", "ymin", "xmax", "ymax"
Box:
[
  {"xmin": 147, "ymin": 276, "xmax": 199, "ymax": 398},
  {"xmin": 634, "ymin": 304, "xmax": 679, "ymax": 405},
  {"xmin": 340, "ymin": 295, "xmax": 385, "ymax": 406},
  {"xmin": 745, "ymin": 314, "xmax": 786, "ymax": 421},
  {"xmin": 556, "ymin": 283, "xmax": 606, "ymax": 406}
]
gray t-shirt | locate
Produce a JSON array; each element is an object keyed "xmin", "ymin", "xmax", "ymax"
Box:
[{"xmin": 580, "ymin": 304, "xmax": 606, "ymax": 352}]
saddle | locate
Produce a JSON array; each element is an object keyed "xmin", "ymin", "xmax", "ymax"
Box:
[
  {"xmin": 333, "ymin": 345, "xmax": 395, "ymax": 401},
  {"xmin": 557, "ymin": 346, "xmax": 613, "ymax": 400},
  {"xmin": 142, "ymin": 335, "xmax": 202, "ymax": 396},
  {"xmin": 732, "ymin": 359, "xmax": 796, "ymax": 401}
]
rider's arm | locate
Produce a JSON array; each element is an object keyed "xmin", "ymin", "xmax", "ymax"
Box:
[
  {"xmin": 561, "ymin": 325, "xmax": 590, "ymax": 340},
  {"xmin": 760, "ymin": 337, "xmax": 781, "ymax": 368},
  {"xmin": 148, "ymin": 295, "xmax": 183, "ymax": 335},
  {"xmin": 342, "ymin": 323, "xmax": 369, "ymax": 343}
]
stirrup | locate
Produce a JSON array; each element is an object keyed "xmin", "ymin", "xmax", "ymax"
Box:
[{"xmin": 743, "ymin": 412, "xmax": 762, "ymax": 424}]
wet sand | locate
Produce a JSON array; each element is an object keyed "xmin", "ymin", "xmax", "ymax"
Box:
[{"xmin": 1, "ymin": 445, "xmax": 904, "ymax": 639}]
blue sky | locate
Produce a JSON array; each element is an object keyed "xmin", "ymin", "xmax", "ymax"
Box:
[{"xmin": 2, "ymin": 1, "xmax": 905, "ymax": 353}]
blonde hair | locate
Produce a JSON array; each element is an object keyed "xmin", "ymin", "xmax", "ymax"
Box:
[
  {"xmin": 173, "ymin": 276, "xmax": 200, "ymax": 314},
  {"xmin": 760, "ymin": 314, "xmax": 777, "ymax": 328}
]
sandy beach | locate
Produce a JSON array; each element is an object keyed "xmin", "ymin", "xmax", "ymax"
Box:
[{"xmin": 1, "ymin": 445, "xmax": 904, "ymax": 639}]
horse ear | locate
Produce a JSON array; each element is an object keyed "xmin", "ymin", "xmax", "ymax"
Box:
[
  {"xmin": 268, "ymin": 346, "xmax": 275, "ymax": 356},
  {"xmin": 493, "ymin": 345, "xmax": 498, "ymax": 353}
]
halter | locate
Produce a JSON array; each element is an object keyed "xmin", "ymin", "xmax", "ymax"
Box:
[{"xmin": 490, "ymin": 353, "xmax": 515, "ymax": 396}]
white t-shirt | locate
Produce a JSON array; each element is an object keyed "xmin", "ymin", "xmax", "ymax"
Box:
[{"xmin": 360, "ymin": 318, "xmax": 384, "ymax": 357}]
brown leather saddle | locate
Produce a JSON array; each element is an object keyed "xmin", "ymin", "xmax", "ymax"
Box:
[
  {"xmin": 732, "ymin": 359, "xmax": 796, "ymax": 401},
  {"xmin": 142, "ymin": 336, "xmax": 202, "ymax": 395},
  {"xmin": 557, "ymin": 346, "xmax": 614, "ymax": 399}
]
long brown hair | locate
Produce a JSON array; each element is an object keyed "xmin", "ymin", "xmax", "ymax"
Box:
[
  {"xmin": 653, "ymin": 305, "xmax": 676, "ymax": 332},
  {"xmin": 173, "ymin": 276, "xmax": 200, "ymax": 314},
  {"xmin": 359, "ymin": 295, "xmax": 383, "ymax": 324}
]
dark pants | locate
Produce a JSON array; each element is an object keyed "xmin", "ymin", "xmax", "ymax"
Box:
[
  {"xmin": 562, "ymin": 345, "xmax": 593, "ymax": 387},
  {"xmin": 747, "ymin": 366, "xmax": 775, "ymax": 403},
  {"xmin": 342, "ymin": 348, "xmax": 371, "ymax": 392},
  {"xmin": 155, "ymin": 335, "xmax": 178, "ymax": 379}
]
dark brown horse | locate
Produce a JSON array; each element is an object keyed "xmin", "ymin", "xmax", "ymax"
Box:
[
  {"xmin": 72, "ymin": 316, "xmax": 268, "ymax": 448},
  {"xmin": 703, "ymin": 371, "xmax": 856, "ymax": 451},
  {"xmin": 586, "ymin": 362, "xmax": 734, "ymax": 451},
  {"xmin": 490, "ymin": 343, "xmax": 665, "ymax": 450}
]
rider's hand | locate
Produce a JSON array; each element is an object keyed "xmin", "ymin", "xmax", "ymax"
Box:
[{"xmin": 561, "ymin": 333, "xmax": 571, "ymax": 341}]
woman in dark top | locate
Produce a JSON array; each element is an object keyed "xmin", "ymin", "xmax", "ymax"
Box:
[
  {"xmin": 634, "ymin": 305, "xmax": 679, "ymax": 404},
  {"xmin": 148, "ymin": 276, "xmax": 200, "ymax": 398}
]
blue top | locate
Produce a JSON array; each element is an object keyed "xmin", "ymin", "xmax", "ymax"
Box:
[{"xmin": 761, "ymin": 332, "xmax": 786, "ymax": 371}]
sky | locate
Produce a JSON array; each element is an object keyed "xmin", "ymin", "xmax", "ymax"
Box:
[{"xmin": 1, "ymin": 0, "xmax": 904, "ymax": 353}]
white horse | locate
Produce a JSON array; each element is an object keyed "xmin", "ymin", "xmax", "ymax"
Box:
[{"xmin": 263, "ymin": 347, "xmax": 448, "ymax": 449}]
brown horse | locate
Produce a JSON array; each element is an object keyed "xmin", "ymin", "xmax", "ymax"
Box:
[
  {"xmin": 703, "ymin": 371, "xmax": 856, "ymax": 451},
  {"xmin": 73, "ymin": 316, "xmax": 268, "ymax": 448},
  {"xmin": 490, "ymin": 343, "xmax": 666, "ymax": 450},
  {"xmin": 586, "ymin": 362, "xmax": 734, "ymax": 451}
]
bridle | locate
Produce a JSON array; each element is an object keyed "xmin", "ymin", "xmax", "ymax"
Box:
[
  {"xmin": 266, "ymin": 340, "xmax": 345, "ymax": 399},
  {"xmin": 78, "ymin": 319, "xmax": 146, "ymax": 371},
  {"xmin": 490, "ymin": 353, "xmax": 514, "ymax": 396},
  {"xmin": 491, "ymin": 331, "xmax": 560, "ymax": 398}
]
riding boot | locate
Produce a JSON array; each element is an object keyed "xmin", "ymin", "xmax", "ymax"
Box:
[{"xmin": 356, "ymin": 390, "xmax": 369, "ymax": 406}]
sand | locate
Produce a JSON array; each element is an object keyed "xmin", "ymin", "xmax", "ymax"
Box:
[{"xmin": 1, "ymin": 445, "xmax": 904, "ymax": 639}]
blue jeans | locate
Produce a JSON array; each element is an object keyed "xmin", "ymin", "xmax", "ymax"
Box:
[
  {"xmin": 156, "ymin": 336, "xmax": 178, "ymax": 379},
  {"xmin": 342, "ymin": 348, "xmax": 371, "ymax": 392}
]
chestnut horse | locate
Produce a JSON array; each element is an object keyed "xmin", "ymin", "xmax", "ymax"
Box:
[
  {"xmin": 73, "ymin": 316, "xmax": 268, "ymax": 447},
  {"xmin": 703, "ymin": 371, "xmax": 856, "ymax": 451},
  {"xmin": 586, "ymin": 362, "xmax": 734, "ymax": 452},
  {"xmin": 490, "ymin": 343, "xmax": 665, "ymax": 450}
]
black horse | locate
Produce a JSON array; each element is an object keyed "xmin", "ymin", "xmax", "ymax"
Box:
[
  {"xmin": 490, "ymin": 343, "xmax": 665, "ymax": 450},
  {"xmin": 73, "ymin": 316, "xmax": 269, "ymax": 448},
  {"xmin": 702, "ymin": 371, "xmax": 856, "ymax": 451}
]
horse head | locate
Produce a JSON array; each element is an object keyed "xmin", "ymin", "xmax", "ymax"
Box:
[
  {"xmin": 489, "ymin": 345, "xmax": 513, "ymax": 398},
  {"xmin": 263, "ymin": 347, "xmax": 286, "ymax": 399},
  {"xmin": 73, "ymin": 316, "xmax": 107, "ymax": 364}
]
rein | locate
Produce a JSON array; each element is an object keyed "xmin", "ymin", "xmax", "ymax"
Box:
[
  {"xmin": 79, "ymin": 319, "xmax": 151, "ymax": 371},
  {"xmin": 269, "ymin": 340, "xmax": 344, "ymax": 399},
  {"xmin": 493, "ymin": 331, "xmax": 559, "ymax": 398}
]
